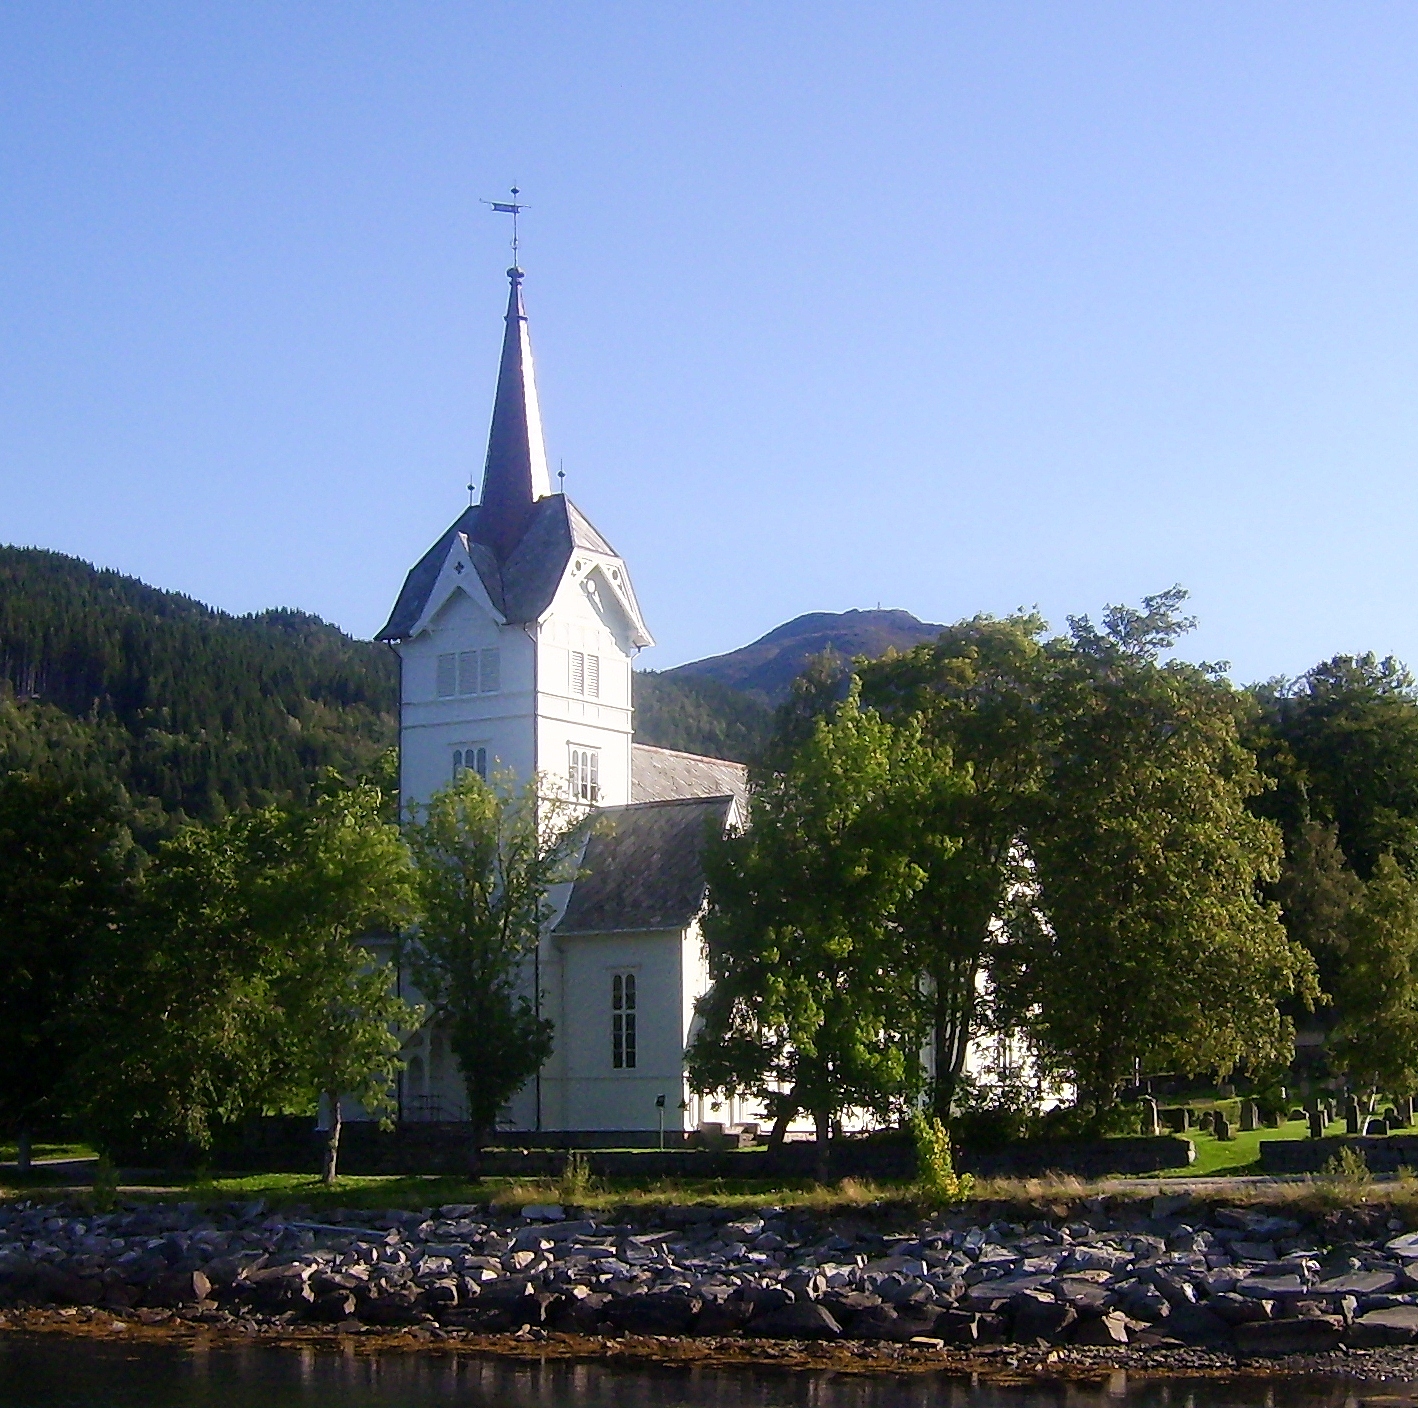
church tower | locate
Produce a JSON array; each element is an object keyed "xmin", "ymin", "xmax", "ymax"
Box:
[{"xmin": 379, "ymin": 266, "xmax": 653, "ymax": 810}]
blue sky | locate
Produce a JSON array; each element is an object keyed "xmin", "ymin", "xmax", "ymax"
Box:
[{"xmin": 4, "ymin": 4, "xmax": 1418, "ymax": 679}]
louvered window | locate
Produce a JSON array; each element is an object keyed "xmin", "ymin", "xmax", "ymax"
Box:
[
  {"xmin": 570, "ymin": 651, "xmax": 600, "ymax": 698},
  {"xmin": 612, "ymin": 973, "xmax": 637, "ymax": 1069},
  {"xmin": 480, "ymin": 648, "xmax": 501, "ymax": 693},
  {"xmin": 569, "ymin": 747, "xmax": 599, "ymax": 803},
  {"xmin": 436, "ymin": 653, "xmax": 457, "ymax": 698},
  {"xmin": 457, "ymin": 650, "xmax": 478, "ymax": 695}
]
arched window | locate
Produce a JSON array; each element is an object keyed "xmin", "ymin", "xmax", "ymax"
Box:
[{"xmin": 612, "ymin": 972, "xmax": 637, "ymax": 1069}]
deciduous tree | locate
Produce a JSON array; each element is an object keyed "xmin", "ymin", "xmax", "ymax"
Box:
[{"xmin": 401, "ymin": 771, "xmax": 584, "ymax": 1166}]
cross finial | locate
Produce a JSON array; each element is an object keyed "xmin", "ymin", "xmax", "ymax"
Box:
[{"xmin": 483, "ymin": 186, "xmax": 527, "ymax": 269}]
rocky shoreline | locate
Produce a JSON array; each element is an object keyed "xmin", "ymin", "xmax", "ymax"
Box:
[{"xmin": 5, "ymin": 1193, "xmax": 1418, "ymax": 1378}]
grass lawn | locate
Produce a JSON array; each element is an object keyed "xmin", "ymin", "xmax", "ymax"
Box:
[
  {"xmin": 0, "ymin": 1142, "xmax": 94, "ymax": 1164},
  {"xmin": 1156, "ymin": 1116, "xmax": 1399, "ymax": 1177}
]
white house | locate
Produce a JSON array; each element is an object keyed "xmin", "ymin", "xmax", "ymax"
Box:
[{"xmin": 378, "ymin": 264, "xmax": 748, "ymax": 1138}]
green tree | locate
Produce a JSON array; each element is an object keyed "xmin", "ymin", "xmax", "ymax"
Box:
[
  {"xmin": 999, "ymin": 604, "xmax": 1317, "ymax": 1116},
  {"xmin": 687, "ymin": 686, "xmax": 966, "ymax": 1175},
  {"xmin": 0, "ymin": 773, "xmax": 139, "ymax": 1165},
  {"xmin": 858, "ymin": 614, "xmax": 1049, "ymax": 1120},
  {"xmin": 1328, "ymin": 854, "xmax": 1418, "ymax": 1097},
  {"xmin": 262, "ymin": 780, "xmax": 420, "ymax": 1182},
  {"xmin": 75, "ymin": 784, "xmax": 417, "ymax": 1170},
  {"xmin": 401, "ymin": 771, "xmax": 585, "ymax": 1166}
]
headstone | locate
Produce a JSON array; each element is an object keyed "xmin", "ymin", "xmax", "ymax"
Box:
[
  {"xmin": 1214, "ymin": 1111, "xmax": 1233, "ymax": 1141},
  {"xmin": 1346, "ymin": 1097, "xmax": 1362, "ymax": 1136},
  {"xmin": 1141, "ymin": 1096, "xmax": 1160, "ymax": 1137},
  {"xmin": 1240, "ymin": 1100, "xmax": 1259, "ymax": 1133},
  {"xmin": 1263, "ymin": 1110, "xmax": 1281, "ymax": 1128},
  {"xmin": 1218, "ymin": 1084, "xmax": 1235, "ymax": 1098},
  {"xmin": 1366, "ymin": 1117, "xmax": 1388, "ymax": 1136},
  {"xmin": 1308, "ymin": 1108, "xmax": 1326, "ymax": 1140},
  {"xmin": 1399, "ymin": 1096, "xmax": 1414, "ymax": 1127},
  {"xmin": 1199, "ymin": 1110, "xmax": 1215, "ymax": 1132}
]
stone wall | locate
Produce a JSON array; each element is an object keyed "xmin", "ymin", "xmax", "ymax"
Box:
[
  {"xmin": 1259, "ymin": 1135, "xmax": 1418, "ymax": 1174},
  {"xmin": 958, "ymin": 1136, "xmax": 1195, "ymax": 1179}
]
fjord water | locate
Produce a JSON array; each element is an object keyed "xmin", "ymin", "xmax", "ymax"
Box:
[{"xmin": 0, "ymin": 1340, "xmax": 1407, "ymax": 1408}]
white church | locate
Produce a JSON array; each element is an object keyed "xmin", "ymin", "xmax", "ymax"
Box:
[{"xmin": 377, "ymin": 264, "xmax": 753, "ymax": 1141}]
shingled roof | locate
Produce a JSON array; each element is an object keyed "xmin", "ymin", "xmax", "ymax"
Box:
[
  {"xmin": 631, "ymin": 743, "xmax": 749, "ymax": 813},
  {"xmin": 554, "ymin": 795, "xmax": 734, "ymax": 935}
]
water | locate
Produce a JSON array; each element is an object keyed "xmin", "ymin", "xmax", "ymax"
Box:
[{"xmin": 0, "ymin": 1338, "xmax": 1410, "ymax": 1408}]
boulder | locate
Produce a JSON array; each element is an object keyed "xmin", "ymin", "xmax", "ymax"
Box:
[
  {"xmin": 1011, "ymin": 1293, "xmax": 1076, "ymax": 1344},
  {"xmin": 1072, "ymin": 1311, "xmax": 1129, "ymax": 1346},
  {"xmin": 1206, "ymin": 1291, "xmax": 1273, "ymax": 1325},
  {"xmin": 1234, "ymin": 1315, "xmax": 1345, "ymax": 1355},
  {"xmin": 146, "ymin": 1269, "xmax": 212, "ymax": 1308},
  {"xmin": 748, "ymin": 1300, "xmax": 843, "ymax": 1340},
  {"xmin": 693, "ymin": 1296, "xmax": 754, "ymax": 1336},
  {"xmin": 1160, "ymin": 1302, "xmax": 1231, "ymax": 1346},
  {"xmin": 308, "ymin": 1290, "xmax": 357, "ymax": 1322},
  {"xmin": 1345, "ymin": 1305, "xmax": 1418, "ymax": 1348},
  {"xmin": 605, "ymin": 1292, "xmax": 700, "ymax": 1336}
]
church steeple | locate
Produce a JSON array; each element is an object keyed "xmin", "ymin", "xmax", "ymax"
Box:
[{"xmin": 472, "ymin": 266, "xmax": 553, "ymax": 561}]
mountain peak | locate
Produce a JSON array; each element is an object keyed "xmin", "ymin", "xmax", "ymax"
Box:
[{"xmin": 664, "ymin": 608, "xmax": 945, "ymax": 703}]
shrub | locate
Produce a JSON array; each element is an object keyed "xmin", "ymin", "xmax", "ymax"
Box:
[{"xmin": 911, "ymin": 1113, "xmax": 974, "ymax": 1205}]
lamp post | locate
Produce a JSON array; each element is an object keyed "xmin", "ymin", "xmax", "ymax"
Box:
[{"xmin": 655, "ymin": 1093, "xmax": 666, "ymax": 1151}]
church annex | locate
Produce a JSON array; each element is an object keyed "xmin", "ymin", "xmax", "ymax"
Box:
[{"xmin": 377, "ymin": 264, "xmax": 748, "ymax": 1139}]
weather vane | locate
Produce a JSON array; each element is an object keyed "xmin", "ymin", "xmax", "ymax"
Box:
[{"xmin": 482, "ymin": 186, "xmax": 527, "ymax": 267}]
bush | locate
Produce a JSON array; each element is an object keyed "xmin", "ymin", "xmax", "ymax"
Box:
[{"xmin": 911, "ymin": 1113, "xmax": 974, "ymax": 1205}]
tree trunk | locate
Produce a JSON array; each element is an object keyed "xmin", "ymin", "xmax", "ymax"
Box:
[
  {"xmin": 468, "ymin": 1124, "xmax": 485, "ymax": 1180},
  {"xmin": 16, "ymin": 1130, "xmax": 31, "ymax": 1174},
  {"xmin": 766, "ymin": 1092, "xmax": 797, "ymax": 1153},
  {"xmin": 321, "ymin": 1094, "xmax": 342, "ymax": 1184},
  {"xmin": 814, "ymin": 1107, "xmax": 832, "ymax": 1183},
  {"xmin": 931, "ymin": 953, "xmax": 980, "ymax": 1122}
]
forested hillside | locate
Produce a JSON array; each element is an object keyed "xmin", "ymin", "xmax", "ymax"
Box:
[
  {"xmin": 632, "ymin": 669, "xmax": 773, "ymax": 763},
  {"xmin": 0, "ymin": 547, "xmax": 397, "ymax": 838}
]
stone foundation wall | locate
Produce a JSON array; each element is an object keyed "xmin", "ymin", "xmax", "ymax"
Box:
[{"xmin": 1259, "ymin": 1136, "xmax": 1418, "ymax": 1174}]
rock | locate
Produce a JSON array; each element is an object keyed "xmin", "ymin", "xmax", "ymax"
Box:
[
  {"xmin": 748, "ymin": 1300, "xmax": 843, "ymax": 1340},
  {"xmin": 308, "ymin": 1290, "xmax": 358, "ymax": 1322},
  {"xmin": 1345, "ymin": 1305, "xmax": 1418, "ymax": 1347},
  {"xmin": 1312, "ymin": 1270, "xmax": 1399, "ymax": 1297},
  {"xmin": 146, "ymin": 1269, "xmax": 212, "ymax": 1308},
  {"xmin": 1234, "ymin": 1315, "xmax": 1345, "ymax": 1355},
  {"xmin": 519, "ymin": 1205, "xmax": 565, "ymax": 1222},
  {"xmin": 1207, "ymin": 1291, "xmax": 1273, "ymax": 1325},
  {"xmin": 358, "ymin": 1286, "xmax": 422, "ymax": 1325},
  {"xmin": 1161, "ymin": 1302, "xmax": 1231, "ymax": 1346},
  {"xmin": 1118, "ymin": 1283, "xmax": 1170, "ymax": 1322},
  {"xmin": 1236, "ymin": 1274, "xmax": 1307, "ymax": 1298},
  {"xmin": 693, "ymin": 1296, "xmax": 754, "ymax": 1335},
  {"xmin": 1053, "ymin": 1276, "xmax": 1113, "ymax": 1312},
  {"xmin": 1011, "ymin": 1292, "xmax": 1076, "ymax": 1344},
  {"xmin": 605, "ymin": 1292, "xmax": 700, "ymax": 1335},
  {"xmin": 1073, "ymin": 1311, "xmax": 1129, "ymax": 1346}
]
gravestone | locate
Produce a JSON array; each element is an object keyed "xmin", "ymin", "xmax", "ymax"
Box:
[
  {"xmin": 1141, "ymin": 1097, "xmax": 1160, "ymax": 1137},
  {"xmin": 1398, "ymin": 1096, "xmax": 1414, "ymax": 1127},
  {"xmin": 1199, "ymin": 1110, "xmax": 1215, "ymax": 1132},
  {"xmin": 1214, "ymin": 1111, "xmax": 1233, "ymax": 1141},
  {"xmin": 1240, "ymin": 1101, "xmax": 1259, "ymax": 1133},
  {"xmin": 1346, "ymin": 1097, "xmax": 1362, "ymax": 1136},
  {"xmin": 1366, "ymin": 1117, "xmax": 1389, "ymax": 1136},
  {"xmin": 1263, "ymin": 1109, "xmax": 1281, "ymax": 1129},
  {"xmin": 1308, "ymin": 1108, "xmax": 1326, "ymax": 1140}
]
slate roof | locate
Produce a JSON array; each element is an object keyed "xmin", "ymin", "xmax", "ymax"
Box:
[
  {"xmin": 631, "ymin": 743, "xmax": 749, "ymax": 813},
  {"xmin": 554, "ymin": 796, "xmax": 734, "ymax": 935},
  {"xmin": 377, "ymin": 494, "xmax": 619, "ymax": 640}
]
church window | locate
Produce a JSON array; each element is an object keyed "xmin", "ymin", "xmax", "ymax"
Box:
[
  {"xmin": 480, "ymin": 648, "xmax": 501, "ymax": 693},
  {"xmin": 436, "ymin": 653, "xmax": 457, "ymax": 698},
  {"xmin": 457, "ymin": 650, "xmax": 478, "ymax": 695},
  {"xmin": 612, "ymin": 973, "xmax": 637, "ymax": 1069},
  {"xmin": 453, "ymin": 746, "xmax": 487, "ymax": 780},
  {"xmin": 569, "ymin": 747, "xmax": 599, "ymax": 803}
]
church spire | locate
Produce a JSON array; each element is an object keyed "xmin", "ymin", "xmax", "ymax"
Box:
[{"xmin": 473, "ymin": 265, "xmax": 553, "ymax": 560}]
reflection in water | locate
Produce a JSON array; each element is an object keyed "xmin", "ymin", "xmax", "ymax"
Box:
[{"xmin": 0, "ymin": 1337, "xmax": 1414, "ymax": 1408}]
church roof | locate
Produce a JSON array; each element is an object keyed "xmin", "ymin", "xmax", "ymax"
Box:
[
  {"xmin": 554, "ymin": 795, "xmax": 734, "ymax": 935},
  {"xmin": 632, "ymin": 743, "xmax": 749, "ymax": 813},
  {"xmin": 378, "ymin": 265, "xmax": 651, "ymax": 645}
]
